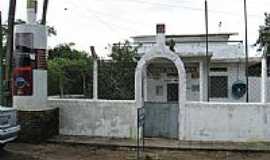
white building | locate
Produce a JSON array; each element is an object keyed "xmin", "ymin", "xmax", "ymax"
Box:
[{"xmin": 132, "ymin": 32, "xmax": 267, "ymax": 103}]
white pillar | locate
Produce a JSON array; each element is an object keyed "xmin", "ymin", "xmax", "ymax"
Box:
[
  {"xmin": 143, "ymin": 69, "xmax": 147, "ymax": 102},
  {"xmin": 93, "ymin": 59, "xmax": 98, "ymax": 100},
  {"xmin": 200, "ymin": 60, "xmax": 208, "ymax": 101},
  {"xmin": 261, "ymin": 55, "xmax": 267, "ymax": 103},
  {"xmin": 27, "ymin": 0, "xmax": 37, "ymax": 24}
]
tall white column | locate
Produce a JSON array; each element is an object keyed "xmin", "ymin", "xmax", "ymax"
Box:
[
  {"xmin": 93, "ymin": 59, "xmax": 98, "ymax": 100},
  {"xmin": 27, "ymin": 0, "xmax": 37, "ymax": 24},
  {"xmin": 261, "ymin": 55, "xmax": 267, "ymax": 103},
  {"xmin": 200, "ymin": 60, "xmax": 208, "ymax": 101},
  {"xmin": 143, "ymin": 69, "xmax": 147, "ymax": 102}
]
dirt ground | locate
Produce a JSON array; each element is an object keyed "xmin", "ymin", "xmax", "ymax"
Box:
[{"xmin": 1, "ymin": 143, "xmax": 270, "ymax": 160}]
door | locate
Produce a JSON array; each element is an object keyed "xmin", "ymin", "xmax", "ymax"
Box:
[
  {"xmin": 167, "ymin": 83, "xmax": 179, "ymax": 102},
  {"xmin": 144, "ymin": 102, "xmax": 179, "ymax": 139}
]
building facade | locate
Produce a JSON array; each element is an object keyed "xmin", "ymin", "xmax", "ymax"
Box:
[{"xmin": 132, "ymin": 33, "xmax": 266, "ymax": 103}]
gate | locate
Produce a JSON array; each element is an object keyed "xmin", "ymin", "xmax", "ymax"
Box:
[{"xmin": 144, "ymin": 102, "xmax": 179, "ymax": 139}]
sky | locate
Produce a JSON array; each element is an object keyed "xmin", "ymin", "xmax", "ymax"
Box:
[{"xmin": 0, "ymin": 0, "xmax": 269, "ymax": 57}]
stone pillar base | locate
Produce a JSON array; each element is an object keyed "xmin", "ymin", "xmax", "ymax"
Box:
[{"xmin": 17, "ymin": 108, "xmax": 59, "ymax": 143}]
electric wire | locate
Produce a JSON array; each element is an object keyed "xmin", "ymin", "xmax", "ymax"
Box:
[
  {"xmin": 95, "ymin": 0, "xmax": 264, "ymax": 18},
  {"xmin": 64, "ymin": 0, "xmax": 141, "ymax": 35}
]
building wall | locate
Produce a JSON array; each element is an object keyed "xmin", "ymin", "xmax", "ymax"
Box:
[
  {"xmin": 49, "ymin": 99, "xmax": 137, "ymax": 138},
  {"xmin": 49, "ymin": 98, "xmax": 270, "ymax": 142},
  {"xmin": 145, "ymin": 62, "xmax": 268, "ymax": 103},
  {"xmin": 183, "ymin": 102, "xmax": 270, "ymax": 142}
]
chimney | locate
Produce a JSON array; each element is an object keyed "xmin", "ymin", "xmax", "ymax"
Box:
[
  {"xmin": 27, "ymin": 0, "xmax": 38, "ymax": 24},
  {"xmin": 156, "ymin": 24, "xmax": 166, "ymax": 46}
]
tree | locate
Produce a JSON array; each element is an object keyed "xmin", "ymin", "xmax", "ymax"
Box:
[
  {"xmin": 254, "ymin": 13, "xmax": 270, "ymax": 76},
  {"xmin": 98, "ymin": 41, "xmax": 139, "ymax": 100},
  {"xmin": 110, "ymin": 40, "xmax": 139, "ymax": 62},
  {"xmin": 48, "ymin": 58, "xmax": 67, "ymax": 97},
  {"xmin": 48, "ymin": 43, "xmax": 93, "ymax": 97},
  {"xmin": 255, "ymin": 13, "xmax": 270, "ymax": 52}
]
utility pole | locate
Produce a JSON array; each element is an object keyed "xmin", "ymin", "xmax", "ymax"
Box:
[
  {"xmin": 244, "ymin": 0, "xmax": 249, "ymax": 102},
  {"xmin": 41, "ymin": 0, "xmax": 49, "ymax": 25},
  {"xmin": 0, "ymin": 11, "xmax": 3, "ymax": 105},
  {"xmin": 5, "ymin": 0, "xmax": 17, "ymax": 106},
  {"xmin": 205, "ymin": 0, "xmax": 210, "ymax": 101}
]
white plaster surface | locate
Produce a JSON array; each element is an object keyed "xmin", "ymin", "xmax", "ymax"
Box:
[
  {"xmin": 49, "ymin": 98, "xmax": 270, "ymax": 142},
  {"xmin": 13, "ymin": 70, "xmax": 49, "ymax": 111},
  {"xmin": 49, "ymin": 99, "xmax": 137, "ymax": 138},
  {"xmin": 15, "ymin": 24, "xmax": 47, "ymax": 49},
  {"xmin": 183, "ymin": 102, "xmax": 270, "ymax": 142}
]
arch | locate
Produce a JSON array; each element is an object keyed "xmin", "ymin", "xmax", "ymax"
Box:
[{"xmin": 135, "ymin": 44, "xmax": 187, "ymax": 140}]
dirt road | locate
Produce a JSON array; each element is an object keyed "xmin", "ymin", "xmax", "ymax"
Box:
[{"xmin": 1, "ymin": 143, "xmax": 270, "ymax": 160}]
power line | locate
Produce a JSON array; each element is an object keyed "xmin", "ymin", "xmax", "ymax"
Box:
[
  {"xmin": 64, "ymin": 0, "xmax": 141, "ymax": 34},
  {"xmin": 96, "ymin": 0, "xmax": 264, "ymax": 18}
]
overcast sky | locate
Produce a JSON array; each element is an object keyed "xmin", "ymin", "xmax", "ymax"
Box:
[{"xmin": 0, "ymin": 0, "xmax": 269, "ymax": 57}]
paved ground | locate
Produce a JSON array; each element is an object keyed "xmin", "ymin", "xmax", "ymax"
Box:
[
  {"xmin": 49, "ymin": 135, "xmax": 270, "ymax": 151},
  {"xmin": 1, "ymin": 142, "xmax": 270, "ymax": 160}
]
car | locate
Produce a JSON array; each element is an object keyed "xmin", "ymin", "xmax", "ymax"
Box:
[{"xmin": 0, "ymin": 106, "xmax": 20, "ymax": 149}]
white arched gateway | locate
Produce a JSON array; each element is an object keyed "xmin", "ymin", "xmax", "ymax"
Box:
[{"xmin": 135, "ymin": 24, "xmax": 187, "ymax": 139}]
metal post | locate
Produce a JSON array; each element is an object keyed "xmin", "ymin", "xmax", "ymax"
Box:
[
  {"xmin": 41, "ymin": 0, "xmax": 49, "ymax": 25},
  {"xmin": 205, "ymin": 0, "xmax": 210, "ymax": 101},
  {"xmin": 6, "ymin": 0, "xmax": 17, "ymax": 106},
  {"xmin": 244, "ymin": 0, "xmax": 249, "ymax": 102},
  {"xmin": 0, "ymin": 11, "xmax": 3, "ymax": 105}
]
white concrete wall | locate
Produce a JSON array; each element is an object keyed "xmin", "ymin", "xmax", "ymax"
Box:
[
  {"xmin": 249, "ymin": 78, "xmax": 270, "ymax": 103},
  {"xmin": 183, "ymin": 102, "xmax": 270, "ymax": 142},
  {"xmin": 49, "ymin": 99, "xmax": 137, "ymax": 138},
  {"xmin": 49, "ymin": 98, "xmax": 270, "ymax": 142}
]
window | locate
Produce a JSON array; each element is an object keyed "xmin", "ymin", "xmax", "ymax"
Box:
[
  {"xmin": 210, "ymin": 67, "xmax": 227, "ymax": 72},
  {"xmin": 156, "ymin": 85, "xmax": 163, "ymax": 96},
  {"xmin": 210, "ymin": 76, "xmax": 228, "ymax": 98}
]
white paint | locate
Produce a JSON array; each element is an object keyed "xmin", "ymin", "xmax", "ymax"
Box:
[
  {"xmin": 26, "ymin": 0, "xmax": 37, "ymax": 24},
  {"xmin": 200, "ymin": 60, "xmax": 208, "ymax": 101},
  {"xmin": 93, "ymin": 59, "xmax": 98, "ymax": 100},
  {"xmin": 49, "ymin": 99, "xmax": 136, "ymax": 138},
  {"xmin": 27, "ymin": 8, "xmax": 37, "ymax": 24},
  {"xmin": 133, "ymin": 34, "xmax": 247, "ymax": 61},
  {"xmin": 49, "ymin": 98, "xmax": 270, "ymax": 142},
  {"xmin": 14, "ymin": 70, "xmax": 49, "ymax": 111},
  {"xmin": 13, "ymin": 23, "xmax": 48, "ymax": 111},
  {"xmin": 184, "ymin": 102, "xmax": 270, "ymax": 142},
  {"xmin": 135, "ymin": 26, "xmax": 187, "ymax": 140},
  {"xmin": 15, "ymin": 24, "xmax": 47, "ymax": 49},
  {"xmin": 261, "ymin": 55, "xmax": 267, "ymax": 103},
  {"xmin": 132, "ymin": 33, "xmax": 266, "ymax": 103}
]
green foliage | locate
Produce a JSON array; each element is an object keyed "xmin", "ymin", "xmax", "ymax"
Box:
[
  {"xmin": 110, "ymin": 41, "xmax": 139, "ymax": 62},
  {"xmin": 98, "ymin": 60, "xmax": 136, "ymax": 100},
  {"xmin": 48, "ymin": 43, "xmax": 88, "ymax": 60},
  {"xmin": 97, "ymin": 41, "xmax": 138, "ymax": 100},
  {"xmin": 255, "ymin": 13, "xmax": 270, "ymax": 52},
  {"xmin": 48, "ymin": 43, "xmax": 93, "ymax": 97},
  {"xmin": 48, "ymin": 41, "xmax": 139, "ymax": 100}
]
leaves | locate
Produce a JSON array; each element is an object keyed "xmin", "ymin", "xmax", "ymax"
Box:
[
  {"xmin": 47, "ymin": 43, "xmax": 93, "ymax": 97},
  {"xmin": 255, "ymin": 13, "xmax": 270, "ymax": 52},
  {"xmin": 47, "ymin": 41, "xmax": 139, "ymax": 100}
]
